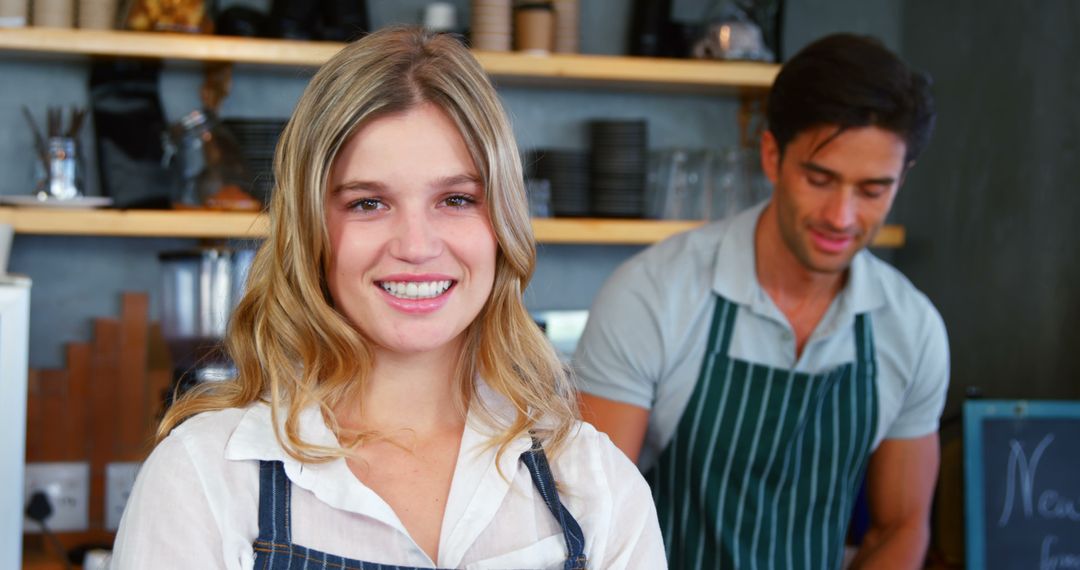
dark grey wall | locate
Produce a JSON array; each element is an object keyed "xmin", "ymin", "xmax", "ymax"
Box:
[{"xmin": 895, "ymin": 1, "xmax": 1080, "ymax": 415}]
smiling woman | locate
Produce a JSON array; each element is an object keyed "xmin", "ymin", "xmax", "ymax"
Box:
[
  {"xmin": 109, "ymin": 26, "xmax": 665, "ymax": 570},
  {"xmin": 324, "ymin": 104, "xmax": 497, "ymax": 358}
]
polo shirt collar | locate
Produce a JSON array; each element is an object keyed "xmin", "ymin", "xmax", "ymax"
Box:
[{"xmin": 710, "ymin": 200, "xmax": 887, "ymax": 320}]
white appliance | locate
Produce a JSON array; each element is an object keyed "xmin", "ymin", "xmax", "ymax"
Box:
[{"xmin": 0, "ymin": 276, "xmax": 31, "ymax": 569}]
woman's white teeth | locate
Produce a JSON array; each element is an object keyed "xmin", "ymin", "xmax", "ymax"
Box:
[{"xmin": 381, "ymin": 280, "xmax": 452, "ymax": 299}]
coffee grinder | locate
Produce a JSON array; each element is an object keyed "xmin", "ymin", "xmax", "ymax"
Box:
[{"xmin": 158, "ymin": 247, "xmax": 255, "ymax": 404}]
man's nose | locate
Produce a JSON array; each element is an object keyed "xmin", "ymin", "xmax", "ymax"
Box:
[{"xmin": 822, "ymin": 187, "xmax": 857, "ymax": 230}]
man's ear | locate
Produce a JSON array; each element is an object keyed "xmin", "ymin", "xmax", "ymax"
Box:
[{"xmin": 760, "ymin": 130, "xmax": 781, "ymax": 185}]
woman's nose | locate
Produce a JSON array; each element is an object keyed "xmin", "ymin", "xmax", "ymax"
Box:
[{"xmin": 389, "ymin": 208, "xmax": 443, "ymax": 263}]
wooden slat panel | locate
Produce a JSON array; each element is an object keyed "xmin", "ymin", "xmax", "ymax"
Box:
[
  {"xmin": 88, "ymin": 318, "xmax": 119, "ymax": 530},
  {"xmin": 117, "ymin": 293, "xmax": 150, "ymax": 461},
  {"xmin": 25, "ymin": 369, "xmax": 43, "ymax": 463},
  {"xmin": 36, "ymin": 370, "xmax": 69, "ymax": 462},
  {"xmin": 64, "ymin": 344, "xmax": 91, "ymax": 461}
]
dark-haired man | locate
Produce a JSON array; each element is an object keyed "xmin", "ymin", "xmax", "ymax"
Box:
[{"xmin": 575, "ymin": 34, "xmax": 948, "ymax": 569}]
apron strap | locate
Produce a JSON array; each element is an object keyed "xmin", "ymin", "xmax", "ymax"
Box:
[
  {"xmin": 255, "ymin": 460, "xmax": 293, "ymax": 546},
  {"xmin": 853, "ymin": 313, "xmax": 876, "ymax": 373},
  {"xmin": 711, "ymin": 295, "xmax": 740, "ymax": 362},
  {"xmin": 519, "ymin": 438, "xmax": 588, "ymax": 570}
]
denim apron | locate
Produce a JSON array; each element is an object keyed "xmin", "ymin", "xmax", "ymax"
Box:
[
  {"xmin": 645, "ymin": 295, "xmax": 879, "ymax": 569},
  {"xmin": 252, "ymin": 439, "xmax": 588, "ymax": 570}
]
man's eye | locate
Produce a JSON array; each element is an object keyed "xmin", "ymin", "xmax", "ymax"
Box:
[
  {"xmin": 861, "ymin": 185, "xmax": 889, "ymax": 198},
  {"xmin": 807, "ymin": 174, "xmax": 831, "ymax": 187}
]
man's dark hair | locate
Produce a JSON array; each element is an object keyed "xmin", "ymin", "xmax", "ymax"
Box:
[{"xmin": 766, "ymin": 33, "xmax": 936, "ymax": 164}]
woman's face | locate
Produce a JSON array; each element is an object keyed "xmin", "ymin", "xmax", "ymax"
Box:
[{"xmin": 324, "ymin": 103, "xmax": 497, "ymax": 359}]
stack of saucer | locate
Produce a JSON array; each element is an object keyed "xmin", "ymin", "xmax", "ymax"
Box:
[
  {"xmin": 589, "ymin": 120, "xmax": 648, "ymax": 218},
  {"xmin": 553, "ymin": 0, "xmax": 578, "ymax": 53},
  {"xmin": 531, "ymin": 148, "xmax": 590, "ymax": 217},
  {"xmin": 471, "ymin": 0, "xmax": 511, "ymax": 52}
]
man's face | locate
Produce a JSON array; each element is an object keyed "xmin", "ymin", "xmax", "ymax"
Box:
[{"xmin": 761, "ymin": 125, "xmax": 908, "ymax": 274}]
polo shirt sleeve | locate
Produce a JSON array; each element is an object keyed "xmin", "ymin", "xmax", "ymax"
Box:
[
  {"xmin": 573, "ymin": 258, "xmax": 664, "ymax": 411},
  {"xmin": 884, "ymin": 303, "xmax": 950, "ymax": 439}
]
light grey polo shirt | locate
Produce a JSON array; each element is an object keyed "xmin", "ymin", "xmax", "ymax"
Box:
[{"xmin": 574, "ymin": 202, "xmax": 950, "ymax": 472}]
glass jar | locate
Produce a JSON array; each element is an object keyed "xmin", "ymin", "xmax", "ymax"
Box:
[
  {"xmin": 35, "ymin": 136, "xmax": 84, "ymax": 201},
  {"xmin": 162, "ymin": 110, "xmax": 255, "ymax": 210}
]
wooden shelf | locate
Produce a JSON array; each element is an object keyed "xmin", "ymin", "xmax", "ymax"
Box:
[
  {"xmin": 0, "ymin": 207, "xmax": 905, "ymax": 247},
  {"xmin": 0, "ymin": 28, "xmax": 779, "ymax": 92}
]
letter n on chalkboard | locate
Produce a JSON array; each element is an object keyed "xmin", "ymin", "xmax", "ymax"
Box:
[{"xmin": 964, "ymin": 400, "xmax": 1080, "ymax": 570}]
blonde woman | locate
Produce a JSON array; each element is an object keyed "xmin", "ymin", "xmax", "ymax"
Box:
[{"xmin": 111, "ymin": 26, "xmax": 664, "ymax": 569}]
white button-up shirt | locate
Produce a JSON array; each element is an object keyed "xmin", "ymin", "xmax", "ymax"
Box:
[{"xmin": 111, "ymin": 382, "xmax": 666, "ymax": 569}]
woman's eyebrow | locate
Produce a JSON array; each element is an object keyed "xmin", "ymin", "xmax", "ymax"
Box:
[
  {"xmin": 432, "ymin": 173, "xmax": 482, "ymax": 189},
  {"xmin": 331, "ymin": 180, "xmax": 387, "ymax": 195}
]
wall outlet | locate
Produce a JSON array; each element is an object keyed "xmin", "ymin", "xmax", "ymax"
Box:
[
  {"xmin": 105, "ymin": 462, "xmax": 141, "ymax": 531},
  {"xmin": 24, "ymin": 462, "xmax": 90, "ymax": 533}
]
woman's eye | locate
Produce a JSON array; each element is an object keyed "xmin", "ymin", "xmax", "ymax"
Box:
[
  {"xmin": 348, "ymin": 198, "xmax": 384, "ymax": 212},
  {"xmin": 443, "ymin": 194, "xmax": 476, "ymax": 209}
]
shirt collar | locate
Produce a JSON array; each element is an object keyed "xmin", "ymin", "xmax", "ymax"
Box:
[
  {"xmin": 223, "ymin": 379, "xmax": 535, "ymax": 557},
  {"xmin": 710, "ymin": 200, "xmax": 886, "ymax": 319}
]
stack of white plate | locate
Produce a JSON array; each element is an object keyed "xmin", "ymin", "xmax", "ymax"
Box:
[
  {"xmin": 33, "ymin": 0, "xmax": 74, "ymax": 27},
  {"xmin": 553, "ymin": 0, "xmax": 578, "ymax": 53},
  {"xmin": 77, "ymin": 0, "xmax": 117, "ymax": 29},
  {"xmin": 471, "ymin": 0, "xmax": 511, "ymax": 52}
]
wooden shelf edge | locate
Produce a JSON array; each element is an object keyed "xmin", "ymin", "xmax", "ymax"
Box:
[
  {"xmin": 0, "ymin": 28, "xmax": 778, "ymax": 90},
  {"xmin": 0, "ymin": 207, "xmax": 267, "ymax": 238},
  {"xmin": 0, "ymin": 207, "xmax": 904, "ymax": 247}
]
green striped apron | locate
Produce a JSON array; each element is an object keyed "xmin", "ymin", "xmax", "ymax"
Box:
[{"xmin": 645, "ymin": 295, "xmax": 878, "ymax": 569}]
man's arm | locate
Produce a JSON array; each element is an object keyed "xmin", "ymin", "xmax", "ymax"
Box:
[
  {"xmin": 579, "ymin": 393, "xmax": 650, "ymax": 463},
  {"xmin": 849, "ymin": 433, "xmax": 940, "ymax": 569}
]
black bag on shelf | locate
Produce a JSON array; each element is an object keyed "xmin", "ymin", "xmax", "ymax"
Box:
[{"xmin": 89, "ymin": 59, "xmax": 172, "ymax": 209}]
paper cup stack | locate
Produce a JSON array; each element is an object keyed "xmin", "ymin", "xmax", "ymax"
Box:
[
  {"xmin": 471, "ymin": 0, "xmax": 511, "ymax": 52},
  {"xmin": 33, "ymin": 0, "xmax": 74, "ymax": 27},
  {"xmin": 77, "ymin": 0, "xmax": 117, "ymax": 29},
  {"xmin": 553, "ymin": 0, "xmax": 578, "ymax": 53}
]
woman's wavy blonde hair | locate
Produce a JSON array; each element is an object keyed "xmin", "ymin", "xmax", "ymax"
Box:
[{"xmin": 157, "ymin": 26, "xmax": 578, "ymax": 463}]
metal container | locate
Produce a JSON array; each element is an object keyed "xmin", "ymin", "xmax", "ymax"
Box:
[{"xmin": 158, "ymin": 247, "xmax": 255, "ymax": 383}]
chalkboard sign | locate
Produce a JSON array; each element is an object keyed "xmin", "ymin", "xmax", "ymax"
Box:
[{"xmin": 964, "ymin": 400, "xmax": 1080, "ymax": 570}]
